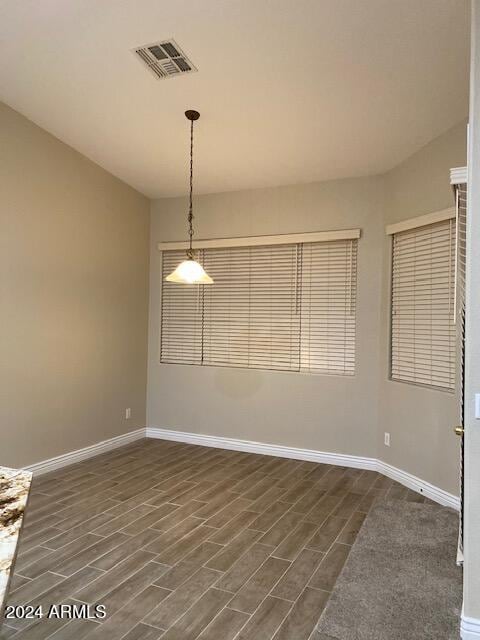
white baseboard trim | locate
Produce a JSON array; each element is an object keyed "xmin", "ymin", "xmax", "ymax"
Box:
[
  {"xmin": 21, "ymin": 424, "xmax": 459, "ymax": 511},
  {"xmin": 461, "ymin": 613, "xmax": 480, "ymax": 639},
  {"xmin": 24, "ymin": 428, "xmax": 146, "ymax": 475},
  {"xmin": 377, "ymin": 460, "xmax": 460, "ymax": 511},
  {"xmin": 146, "ymin": 426, "xmax": 377, "ymax": 470},
  {"xmin": 146, "ymin": 426, "xmax": 460, "ymax": 511}
]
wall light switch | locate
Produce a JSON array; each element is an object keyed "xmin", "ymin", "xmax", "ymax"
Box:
[
  {"xmin": 475, "ymin": 394, "xmax": 480, "ymax": 419},
  {"xmin": 384, "ymin": 432, "xmax": 390, "ymax": 446},
  {"xmin": 125, "ymin": 408, "xmax": 131, "ymax": 419}
]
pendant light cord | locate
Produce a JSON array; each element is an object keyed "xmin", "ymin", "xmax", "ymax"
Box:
[{"xmin": 188, "ymin": 118, "xmax": 194, "ymax": 257}]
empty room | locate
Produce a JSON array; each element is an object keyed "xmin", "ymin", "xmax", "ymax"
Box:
[{"xmin": 2, "ymin": 1, "xmax": 480, "ymax": 639}]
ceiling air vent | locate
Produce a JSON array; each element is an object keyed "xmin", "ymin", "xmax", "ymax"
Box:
[{"xmin": 133, "ymin": 39, "xmax": 197, "ymax": 79}]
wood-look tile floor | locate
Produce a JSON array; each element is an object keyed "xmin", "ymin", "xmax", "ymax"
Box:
[{"xmin": 2, "ymin": 439, "xmax": 433, "ymax": 640}]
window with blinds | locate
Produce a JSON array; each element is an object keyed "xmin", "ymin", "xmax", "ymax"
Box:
[
  {"xmin": 160, "ymin": 238, "xmax": 358, "ymax": 375},
  {"xmin": 301, "ymin": 240, "xmax": 357, "ymax": 375},
  {"xmin": 201, "ymin": 244, "xmax": 301, "ymax": 371},
  {"xmin": 390, "ymin": 218, "xmax": 456, "ymax": 390},
  {"xmin": 160, "ymin": 250, "xmax": 204, "ymax": 365}
]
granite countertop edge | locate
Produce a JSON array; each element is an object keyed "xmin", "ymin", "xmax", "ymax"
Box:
[{"xmin": 0, "ymin": 466, "xmax": 33, "ymax": 615}]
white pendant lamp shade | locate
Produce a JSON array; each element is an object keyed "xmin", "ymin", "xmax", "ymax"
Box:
[
  {"xmin": 165, "ymin": 109, "xmax": 214, "ymax": 286},
  {"xmin": 166, "ymin": 257, "xmax": 213, "ymax": 284}
]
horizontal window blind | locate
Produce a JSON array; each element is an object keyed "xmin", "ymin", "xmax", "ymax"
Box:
[
  {"xmin": 301, "ymin": 240, "xmax": 357, "ymax": 375},
  {"xmin": 391, "ymin": 219, "xmax": 456, "ymax": 390},
  {"xmin": 160, "ymin": 237, "xmax": 358, "ymax": 375},
  {"xmin": 160, "ymin": 250, "xmax": 203, "ymax": 365},
  {"xmin": 202, "ymin": 244, "xmax": 300, "ymax": 370}
]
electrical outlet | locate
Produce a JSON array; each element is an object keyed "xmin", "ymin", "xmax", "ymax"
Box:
[
  {"xmin": 125, "ymin": 408, "xmax": 131, "ymax": 419},
  {"xmin": 384, "ymin": 432, "xmax": 390, "ymax": 446}
]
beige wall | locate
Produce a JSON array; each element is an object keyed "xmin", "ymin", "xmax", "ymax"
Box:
[
  {"xmin": 377, "ymin": 120, "xmax": 467, "ymax": 496},
  {"xmin": 148, "ymin": 121, "xmax": 467, "ymax": 496},
  {"xmin": 464, "ymin": 1, "xmax": 480, "ymax": 623},
  {"xmin": 384, "ymin": 120, "xmax": 467, "ymax": 222},
  {"xmin": 148, "ymin": 177, "xmax": 385, "ymax": 458},
  {"xmin": 0, "ymin": 102, "xmax": 150, "ymax": 468}
]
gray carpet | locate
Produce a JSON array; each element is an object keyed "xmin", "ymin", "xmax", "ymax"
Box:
[{"xmin": 315, "ymin": 500, "xmax": 463, "ymax": 640}]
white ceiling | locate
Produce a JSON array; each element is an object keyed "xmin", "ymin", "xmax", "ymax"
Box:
[{"xmin": 0, "ymin": 0, "xmax": 470, "ymax": 198}]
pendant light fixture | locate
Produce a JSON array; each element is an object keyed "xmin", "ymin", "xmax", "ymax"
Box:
[{"xmin": 165, "ymin": 110, "xmax": 213, "ymax": 285}]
